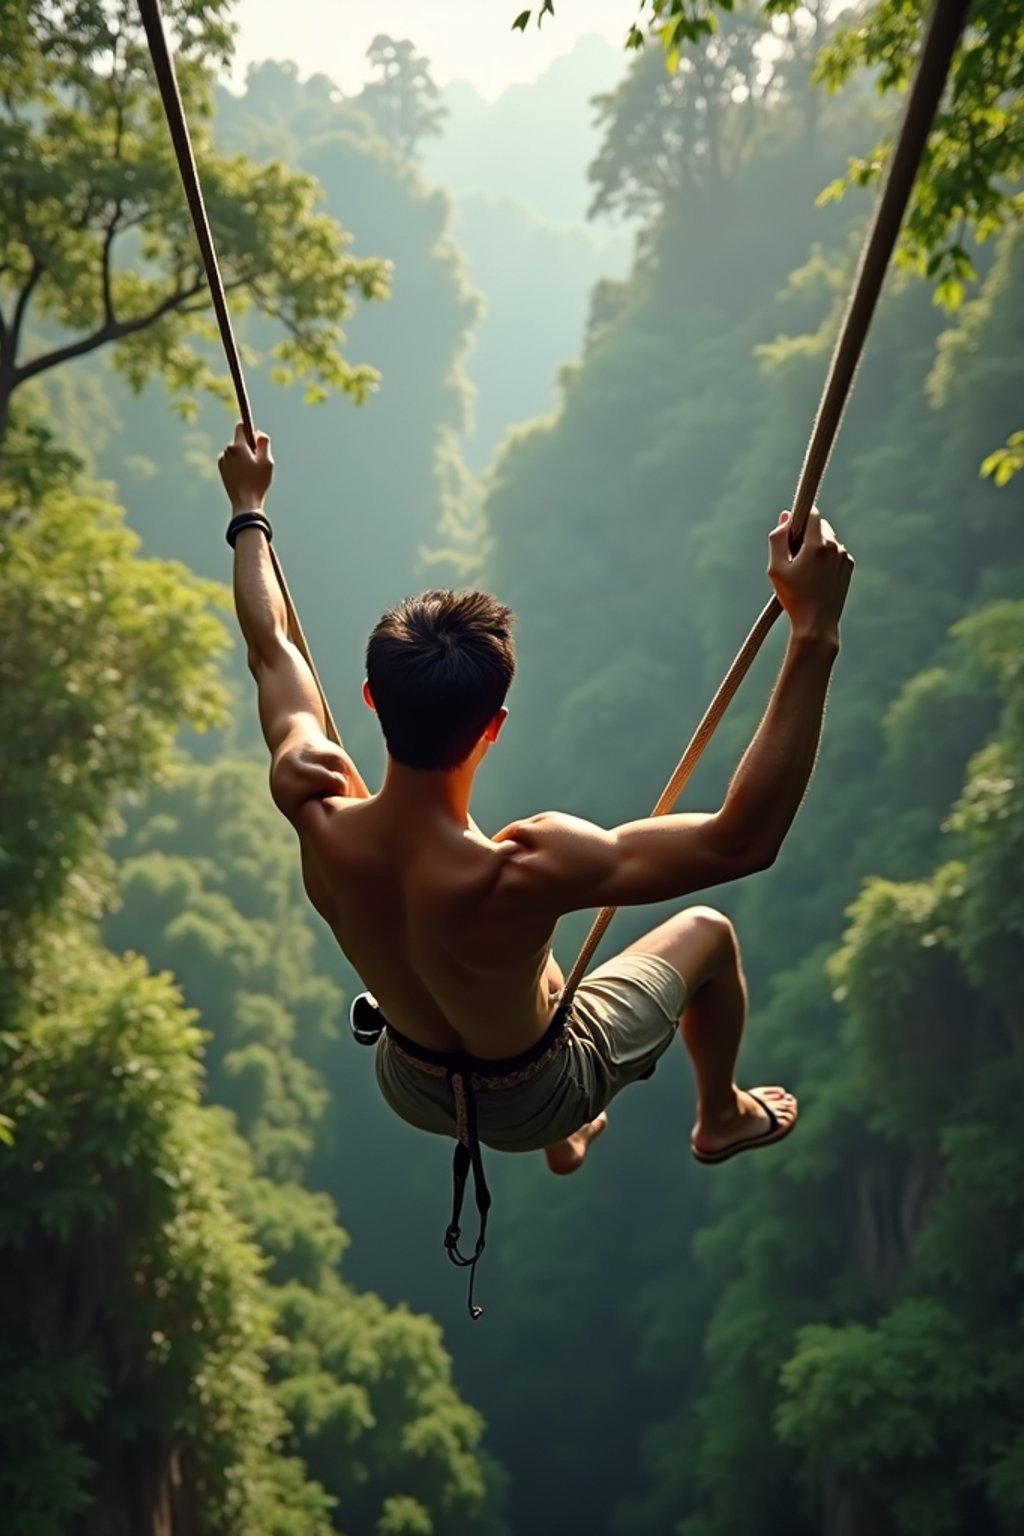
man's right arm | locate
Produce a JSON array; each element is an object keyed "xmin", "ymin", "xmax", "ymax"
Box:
[{"xmin": 496, "ymin": 509, "xmax": 853, "ymax": 913}]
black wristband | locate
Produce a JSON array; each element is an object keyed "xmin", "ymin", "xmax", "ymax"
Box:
[{"xmin": 226, "ymin": 510, "xmax": 273, "ymax": 548}]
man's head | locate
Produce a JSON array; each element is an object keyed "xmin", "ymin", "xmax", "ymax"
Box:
[{"xmin": 364, "ymin": 589, "xmax": 516, "ymax": 770}]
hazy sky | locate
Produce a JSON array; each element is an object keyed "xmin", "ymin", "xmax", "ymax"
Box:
[{"xmin": 230, "ymin": 0, "xmax": 633, "ymax": 99}]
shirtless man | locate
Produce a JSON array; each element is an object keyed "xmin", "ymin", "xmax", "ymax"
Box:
[{"xmin": 219, "ymin": 424, "xmax": 853, "ymax": 1181}]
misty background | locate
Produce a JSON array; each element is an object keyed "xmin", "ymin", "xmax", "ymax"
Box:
[{"xmin": 2, "ymin": 2, "xmax": 1022, "ymax": 1534}]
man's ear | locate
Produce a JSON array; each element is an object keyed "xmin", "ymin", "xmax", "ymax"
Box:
[
  {"xmin": 362, "ymin": 679, "xmax": 376, "ymax": 712},
  {"xmin": 483, "ymin": 707, "xmax": 509, "ymax": 745}
]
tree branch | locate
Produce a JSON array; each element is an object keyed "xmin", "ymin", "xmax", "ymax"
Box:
[
  {"xmin": 176, "ymin": 270, "xmax": 261, "ymax": 316},
  {"xmin": 13, "ymin": 280, "xmax": 205, "ymax": 388},
  {"xmin": 115, "ymin": 210, "xmax": 151, "ymax": 236},
  {"xmin": 110, "ymin": 16, "xmax": 127, "ymax": 161},
  {"xmin": 8, "ymin": 257, "xmax": 44, "ymax": 368},
  {"xmin": 101, "ymin": 203, "xmax": 123, "ymax": 327}
]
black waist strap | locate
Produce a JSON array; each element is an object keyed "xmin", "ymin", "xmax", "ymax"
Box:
[{"xmin": 383, "ymin": 1002, "xmax": 569, "ymax": 1078}]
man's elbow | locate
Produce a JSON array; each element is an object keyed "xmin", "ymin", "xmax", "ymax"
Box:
[
  {"xmin": 743, "ymin": 842, "xmax": 778, "ymax": 876},
  {"xmin": 246, "ymin": 633, "xmax": 286, "ymax": 678},
  {"xmin": 712, "ymin": 818, "xmax": 778, "ymax": 880}
]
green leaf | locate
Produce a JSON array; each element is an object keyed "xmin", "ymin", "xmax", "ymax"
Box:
[
  {"xmin": 816, "ymin": 177, "xmax": 847, "ymax": 207},
  {"xmin": 512, "ymin": 9, "xmax": 531, "ymax": 31},
  {"xmin": 981, "ymin": 434, "xmax": 1024, "ymax": 487},
  {"xmin": 934, "ymin": 276, "xmax": 965, "ymax": 312}
]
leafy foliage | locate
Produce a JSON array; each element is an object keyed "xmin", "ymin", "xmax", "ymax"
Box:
[
  {"xmin": 107, "ymin": 758, "xmax": 341, "ymax": 1181},
  {"xmin": 360, "ymin": 36, "xmax": 448, "ymax": 160},
  {"xmin": 0, "ymin": 0, "xmax": 389, "ymax": 457},
  {"xmin": 815, "ymin": 0, "xmax": 1024, "ymax": 306},
  {"xmin": 588, "ymin": 4, "xmax": 787, "ymax": 221},
  {"xmin": 0, "ymin": 925, "xmax": 325, "ymax": 1536},
  {"xmin": 767, "ymin": 605, "xmax": 1024, "ymax": 1536},
  {"xmin": 0, "ymin": 479, "xmax": 228, "ymax": 942},
  {"xmin": 521, "ymin": 0, "xmax": 1024, "ymax": 323},
  {"xmin": 271, "ymin": 1280, "xmax": 504, "ymax": 1536},
  {"xmin": 207, "ymin": 1106, "xmax": 508, "ymax": 1536},
  {"xmin": 514, "ymin": 0, "xmax": 734, "ymax": 53}
]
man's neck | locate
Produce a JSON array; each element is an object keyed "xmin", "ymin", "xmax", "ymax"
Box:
[{"xmin": 377, "ymin": 758, "xmax": 478, "ymax": 826}]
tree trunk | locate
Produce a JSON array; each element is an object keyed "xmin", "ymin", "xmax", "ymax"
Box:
[
  {"xmin": 852, "ymin": 1145, "xmax": 942, "ymax": 1298},
  {"xmin": 824, "ymin": 1469, "xmax": 900, "ymax": 1536},
  {"xmin": 0, "ymin": 372, "xmax": 13, "ymax": 467}
]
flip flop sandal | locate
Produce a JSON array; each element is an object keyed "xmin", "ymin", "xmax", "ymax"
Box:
[{"xmin": 690, "ymin": 1090, "xmax": 797, "ymax": 1166}]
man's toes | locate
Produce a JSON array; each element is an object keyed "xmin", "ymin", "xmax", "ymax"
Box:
[
  {"xmin": 748, "ymin": 1087, "xmax": 798, "ymax": 1135},
  {"xmin": 763, "ymin": 1093, "xmax": 797, "ymax": 1128}
]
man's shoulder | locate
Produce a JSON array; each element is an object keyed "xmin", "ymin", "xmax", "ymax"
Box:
[
  {"xmin": 492, "ymin": 810, "xmax": 616, "ymax": 908},
  {"xmin": 271, "ymin": 736, "xmax": 371, "ymax": 824},
  {"xmin": 495, "ymin": 809, "xmax": 606, "ymax": 847}
]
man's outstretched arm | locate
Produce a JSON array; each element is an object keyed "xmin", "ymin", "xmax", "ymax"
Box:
[
  {"xmin": 219, "ymin": 423, "xmax": 370, "ymax": 818},
  {"xmin": 497, "ymin": 508, "xmax": 854, "ymax": 913}
]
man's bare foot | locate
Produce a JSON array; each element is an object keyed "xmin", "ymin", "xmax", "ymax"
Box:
[
  {"xmin": 691, "ymin": 1086, "xmax": 798, "ymax": 1165},
  {"xmin": 544, "ymin": 1111, "xmax": 609, "ymax": 1176}
]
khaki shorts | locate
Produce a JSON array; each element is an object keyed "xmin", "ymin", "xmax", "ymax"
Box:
[{"xmin": 375, "ymin": 951, "xmax": 687, "ymax": 1154}]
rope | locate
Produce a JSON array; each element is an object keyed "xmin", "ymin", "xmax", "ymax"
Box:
[
  {"xmin": 561, "ymin": 0, "xmax": 973, "ymax": 1002},
  {"xmin": 136, "ymin": 0, "xmax": 342, "ymax": 747}
]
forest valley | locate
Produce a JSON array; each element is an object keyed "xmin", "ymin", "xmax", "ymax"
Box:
[{"xmin": 1, "ymin": 2, "xmax": 1022, "ymax": 1534}]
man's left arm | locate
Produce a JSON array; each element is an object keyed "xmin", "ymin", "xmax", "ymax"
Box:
[{"xmin": 219, "ymin": 423, "xmax": 371, "ymax": 820}]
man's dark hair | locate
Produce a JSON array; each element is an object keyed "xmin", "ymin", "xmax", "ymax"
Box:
[{"xmin": 366, "ymin": 589, "xmax": 516, "ymax": 770}]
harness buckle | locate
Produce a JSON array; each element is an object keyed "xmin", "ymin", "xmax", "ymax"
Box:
[{"xmin": 350, "ymin": 991, "xmax": 384, "ymax": 1046}]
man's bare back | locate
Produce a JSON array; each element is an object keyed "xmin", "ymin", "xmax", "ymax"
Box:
[{"xmin": 289, "ymin": 783, "xmax": 566, "ymax": 1059}]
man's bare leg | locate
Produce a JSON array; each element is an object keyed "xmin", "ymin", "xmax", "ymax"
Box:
[
  {"xmin": 541, "ymin": 905, "xmax": 794, "ymax": 1174},
  {"xmin": 624, "ymin": 906, "xmax": 797, "ymax": 1156}
]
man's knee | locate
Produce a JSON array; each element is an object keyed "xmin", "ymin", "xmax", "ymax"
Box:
[
  {"xmin": 630, "ymin": 904, "xmax": 737, "ymax": 989},
  {"xmin": 684, "ymin": 905, "xmax": 736, "ymax": 951},
  {"xmin": 676, "ymin": 905, "xmax": 737, "ymax": 976}
]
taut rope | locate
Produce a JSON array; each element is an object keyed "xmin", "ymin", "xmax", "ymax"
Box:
[
  {"xmin": 561, "ymin": 0, "xmax": 973, "ymax": 1001},
  {"xmin": 137, "ymin": 0, "xmax": 342, "ymax": 746}
]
